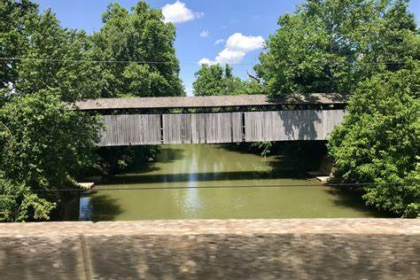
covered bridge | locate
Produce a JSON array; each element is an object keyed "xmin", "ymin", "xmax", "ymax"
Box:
[{"xmin": 75, "ymin": 94, "xmax": 348, "ymax": 146}]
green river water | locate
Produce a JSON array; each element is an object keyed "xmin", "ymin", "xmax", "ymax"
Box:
[{"xmin": 79, "ymin": 144, "xmax": 383, "ymax": 221}]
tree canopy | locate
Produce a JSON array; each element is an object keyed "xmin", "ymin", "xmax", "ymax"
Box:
[
  {"xmin": 0, "ymin": 0, "xmax": 103, "ymax": 101},
  {"xmin": 92, "ymin": 2, "xmax": 184, "ymax": 97},
  {"xmin": 0, "ymin": 91, "xmax": 100, "ymax": 221},
  {"xmin": 328, "ymin": 68, "xmax": 419, "ymax": 217},
  {"xmin": 193, "ymin": 64, "xmax": 263, "ymax": 96},
  {"xmin": 255, "ymin": 0, "xmax": 419, "ymax": 217},
  {"xmin": 0, "ymin": 1, "xmax": 187, "ymax": 221},
  {"xmin": 255, "ymin": 0, "xmax": 419, "ymax": 95}
]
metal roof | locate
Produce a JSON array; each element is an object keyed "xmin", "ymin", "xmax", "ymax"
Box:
[{"xmin": 74, "ymin": 93, "xmax": 348, "ymax": 110}]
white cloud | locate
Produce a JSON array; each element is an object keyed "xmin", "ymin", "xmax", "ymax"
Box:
[
  {"xmin": 199, "ymin": 33, "xmax": 265, "ymax": 65},
  {"xmin": 198, "ymin": 58, "xmax": 216, "ymax": 66},
  {"xmin": 200, "ymin": 31, "xmax": 209, "ymax": 38},
  {"xmin": 226, "ymin": 33, "xmax": 265, "ymax": 52},
  {"xmin": 214, "ymin": 39, "xmax": 225, "ymax": 45},
  {"xmin": 215, "ymin": 49, "xmax": 245, "ymax": 64},
  {"xmin": 162, "ymin": 1, "xmax": 203, "ymax": 24}
]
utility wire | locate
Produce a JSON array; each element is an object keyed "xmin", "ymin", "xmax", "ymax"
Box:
[
  {"xmin": 1, "ymin": 181, "xmax": 418, "ymax": 194},
  {"xmin": 0, "ymin": 57, "xmax": 413, "ymax": 66}
]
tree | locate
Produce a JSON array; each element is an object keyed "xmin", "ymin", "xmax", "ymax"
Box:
[
  {"xmin": 15, "ymin": 10, "xmax": 103, "ymax": 101},
  {"xmin": 92, "ymin": 2, "xmax": 184, "ymax": 97},
  {"xmin": 193, "ymin": 64, "xmax": 226, "ymax": 96},
  {"xmin": 255, "ymin": 0, "xmax": 418, "ymax": 95},
  {"xmin": 1, "ymin": 1, "xmax": 103, "ymax": 101},
  {"xmin": 328, "ymin": 69, "xmax": 419, "ymax": 217},
  {"xmin": 193, "ymin": 64, "xmax": 263, "ymax": 96},
  {"xmin": 0, "ymin": 91, "xmax": 100, "ymax": 221},
  {"xmin": 0, "ymin": 0, "xmax": 38, "ymax": 94}
]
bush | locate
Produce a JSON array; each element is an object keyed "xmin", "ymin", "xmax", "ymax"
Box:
[
  {"xmin": 0, "ymin": 91, "xmax": 100, "ymax": 221},
  {"xmin": 329, "ymin": 69, "xmax": 419, "ymax": 217}
]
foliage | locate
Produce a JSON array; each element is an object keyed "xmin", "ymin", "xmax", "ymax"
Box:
[
  {"xmin": 328, "ymin": 69, "xmax": 419, "ymax": 217},
  {"xmin": 193, "ymin": 64, "xmax": 263, "ymax": 96},
  {"xmin": 0, "ymin": 91, "xmax": 100, "ymax": 221},
  {"xmin": 0, "ymin": 0, "xmax": 38, "ymax": 93},
  {"xmin": 0, "ymin": 1, "xmax": 189, "ymax": 221},
  {"xmin": 96, "ymin": 145, "xmax": 159, "ymax": 175},
  {"xmin": 0, "ymin": 180, "xmax": 55, "ymax": 222},
  {"xmin": 250, "ymin": 142, "xmax": 273, "ymax": 157},
  {"xmin": 256, "ymin": 0, "xmax": 418, "ymax": 95},
  {"xmin": 92, "ymin": 2, "xmax": 184, "ymax": 97},
  {"xmin": 1, "ymin": 0, "xmax": 103, "ymax": 101}
]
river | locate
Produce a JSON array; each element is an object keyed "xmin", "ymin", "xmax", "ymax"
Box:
[{"xmin": 77, "ymin": 144, "xmax": 383, "ymax": 221}]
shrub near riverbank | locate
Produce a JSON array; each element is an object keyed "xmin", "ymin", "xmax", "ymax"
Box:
[
  {"xmin": 0, "ymin": 92, "xmax": 100, "ymax": 222},
  {"xmin": 329, "ymin": 69, "xmax": 420, "ymax": 218}
]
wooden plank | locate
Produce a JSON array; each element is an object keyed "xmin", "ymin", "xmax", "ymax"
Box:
[
  {"xmin": 163, "ymin": 113, "xmax": 239, "ymax": 144},
  {"xmin": 98, "ymin": 114, "xmax": 161, "ymax": 146},
  {"xmin": 244, "ymin": 110, "xmax": 346, "ymax": 142},
  {"xmin": 191, "ymin": 114, "xmax": 206, "ymax": 144},
  {"xmin": 140, "ymin": 115, "xmax": 161, "ymax": 145},
  {"xmin": 163, "ymin": 114, "xmax": 182, "ymax": 144},
  {"xmin": 98, "ymin": 110, "xmax": 346, "ymax": 146},
  {"xmin": 232, "ymin": 112, "xmax": 243, "ymax": 142},
  {"xmin": 205, "ymin": 113, "xmax": 233, "ymax": 143}
]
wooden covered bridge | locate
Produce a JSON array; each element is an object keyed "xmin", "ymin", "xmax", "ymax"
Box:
[{"xmin": 75, "ymin": 94, "xmax": 348, "ymax": 147}]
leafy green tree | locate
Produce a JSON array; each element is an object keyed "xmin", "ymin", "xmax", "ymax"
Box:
[
  {"xmin": 0, "ymin": 91, "xmax": 100, "ymax": 221},
  {"xmin": 15, "ymin": 10, "xmax": 103, "ymax": 101},
  {"xmin": 1, "ymin": 1, "xmax": 103, "ymax": 101},
  {"xmin": 0, "ymin": 0, "xmax": 38, "ymax": 94},
  {"xmin": 193, "ymin": 64, "xmax": 226, "ymax": 96},
  {"xmin": 256, "ymin": 0, "xmax": 418, "ymax": 95},
  {"xmin": 123, "ymin": 63, "xmax": 173, "ymax": 97},
  {"xmin": 92, "ymin": 2, "xmax": 184, "ymax": 97},
  {"xmin": 193, "ymin": 64, "xmax": 263, "ymax": 96},
  {"xmin": 328, "ymin": 69, "xmax": 419, "ymax": 217}
]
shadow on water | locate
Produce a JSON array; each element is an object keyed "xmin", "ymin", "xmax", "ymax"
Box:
[
  {"xmin": 106, "ymin": 144, "xmax": 312, "ymax": 185},
  {"xmin": 103, "ymin": 170, "xmax": 310, "ymax": 185},
  {"xmin": 216, "ymin": 143, "xmax": 264, "ymax": 155},
  {"xmin": 325, "ymin": 187, "xmax": 392, "ymax": 218},
  {"xmin": 113, "ymin": 147, "xmax": 185, "ymax": 177},
  {"xmin": 156, "ymin": 147, "xmax": 185, "ymax": 163},
  {"xmin": 81, "ymin": 193, "xmax": 124, "ymax": 221}
]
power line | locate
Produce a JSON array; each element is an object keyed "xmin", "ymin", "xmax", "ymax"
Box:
[
  {"xmin": 0, "ymin": 57, "xmax": 177, "ymax": 65},
  {"xmin": 0, "ymin": 181, "xmax": 417, "ymax": 194},
  {"xmin": 0, "ymin": 57, "xmax": 413, "ymax": 66}
]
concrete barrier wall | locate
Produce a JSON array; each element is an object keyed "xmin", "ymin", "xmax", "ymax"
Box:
[{"xmin": 0, "ymin": 219, "xmax": 419, "ymax": 280}]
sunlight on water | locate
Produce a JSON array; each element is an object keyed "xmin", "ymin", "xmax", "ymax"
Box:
[{"xmin": 79, "ymin": 144, "xmax": 383, "ymax": 221}]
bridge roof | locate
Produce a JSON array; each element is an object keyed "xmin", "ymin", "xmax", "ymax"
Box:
[{"xmin": 74, "ymin": 93, "xmax": 348, "ymax": 111}]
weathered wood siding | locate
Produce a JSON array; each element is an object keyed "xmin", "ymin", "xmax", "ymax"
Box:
[
  {"xmin": 244, "ymin": 110, "xmax": 345, "ymax": 142},
  {"xmin": 97, "ymin": 110, "xmax": 345, "ymax": 146},
  {"xmin": 204, "ymin": 113, "xmax": 240, "ymax": 144},
  {"xmin": 162, "ymin": 113, "xmax": 242, "ymax": 144},
  {"xmin": 99, "ymin": 115, "xmax": 161, "ymax": 146}
]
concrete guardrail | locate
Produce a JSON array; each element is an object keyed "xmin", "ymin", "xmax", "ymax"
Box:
[{"xmin": 0, "ymin": 219, "xmax": 419, "ymax": 280}]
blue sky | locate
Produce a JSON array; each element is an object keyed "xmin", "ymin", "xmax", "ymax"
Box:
[{"xmin": 34, "ymin": 0, "xmax": 419, "ymax": 96}]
